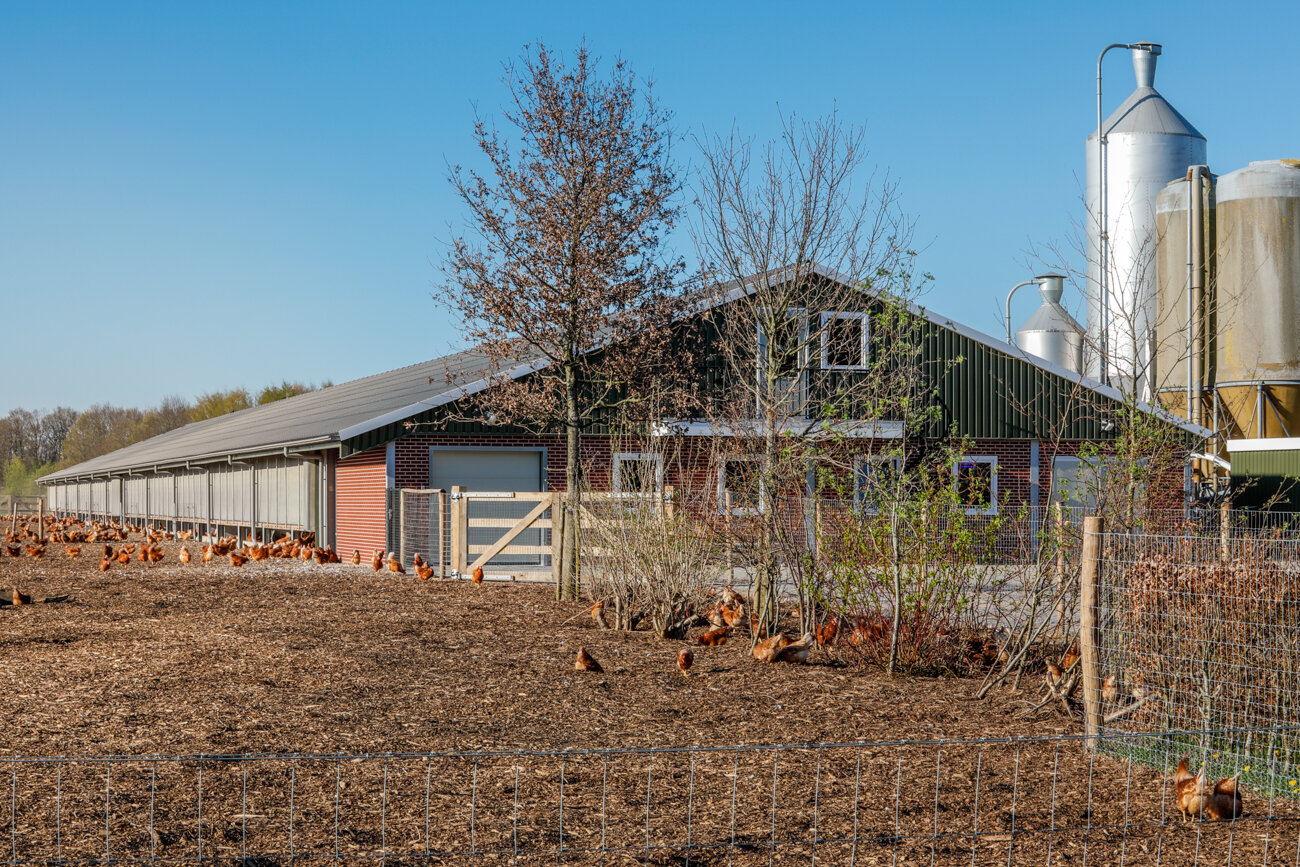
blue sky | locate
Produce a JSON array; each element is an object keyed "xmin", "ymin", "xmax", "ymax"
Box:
[{"xmin": 3, "ymin": 0, "xmax": 1297, "ymax": 415}]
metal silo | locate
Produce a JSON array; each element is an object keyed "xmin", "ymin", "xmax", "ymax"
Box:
[
  {"xmin": 1086, "ymin": 43, "xmax": 1207, "ymax": 395},
  {"xmin": 1154, "ymin": 170, "xmax": 1214, "ymax": 424},
  {"xmin": 1214, "ymin": 159, "xmax": 1300, "ymax": 438},
  {"xmin": 1015, "ymin": 274, "xmax": 1085, "ymax": 373}
]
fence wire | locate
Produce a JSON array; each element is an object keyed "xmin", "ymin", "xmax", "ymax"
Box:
[
  {"xmin": 1099, "ymin": 530, "xmax": 1300, "ymax": 794},
  {"xmin": 3, "ymin": 728, "xmax": 1298, "ymax": 866},
  {"xmin": 397, "ymin": 488, "xmax": 447, "ymax": 572}
]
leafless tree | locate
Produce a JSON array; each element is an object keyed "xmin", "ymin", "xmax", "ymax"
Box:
[
  {"xmin": 690, "ymin": 111, "xmax": 920, "ymax": 633},
  {"xmin": 441, "ymin": 43, "xmax": 687, "ymax": 599}
]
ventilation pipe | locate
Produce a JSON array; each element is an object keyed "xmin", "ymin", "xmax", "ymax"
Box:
[{"xmin": 1187, "ymin": 165, "xmax": 1209, "ymax": 428}]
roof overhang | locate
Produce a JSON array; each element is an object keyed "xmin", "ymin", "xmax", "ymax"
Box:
[
  {"xmin": 653, "ymin": 419, "xmax": 904, "ymax": 439},
  {"xmin": 1225, "ymin": 438, "xmax": 1300, "ymax": 454}
]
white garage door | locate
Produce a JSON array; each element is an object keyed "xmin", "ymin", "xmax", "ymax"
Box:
[
  {"xmin": 430, "ymin": 449, "xmax": 545, "ymax": 569},
  {"xmin": 429, "ymin": 449, "xmax": 543, "ymax": 491}
]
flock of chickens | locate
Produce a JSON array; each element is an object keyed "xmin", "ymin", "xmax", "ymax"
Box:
[{"xmin": 3, "ymin": 515, "xmax": 1252, "ymax": 820}]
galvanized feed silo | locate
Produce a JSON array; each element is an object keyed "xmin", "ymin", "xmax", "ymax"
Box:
[
  {"xmin": 1015, "ymin": 274, "xmax": 1085, "ymax": 373},
  {"xmin": 1214, "ymin": 159, "xmax": 1300, "ymax": 438},
  {"xmin": 1086, "ymin": 44, "xmax": 1207, "ymax": 393}
]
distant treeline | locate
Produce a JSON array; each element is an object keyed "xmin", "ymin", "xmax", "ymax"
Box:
[{"xmin": 0, "ymin": 380, "xmax": 331, "ymax": 496}]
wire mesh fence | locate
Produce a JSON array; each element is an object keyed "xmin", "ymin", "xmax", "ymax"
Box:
[
  {"xmin": 397, "ymin": 488, "xmax": 447, "ymax": 573},
  {"xmin": 1098, "ymin": 530, "xmax": 1300, "ymax": 786},
  {"xmin": 3, "ymin": 728, "xmax": 1298, "ymax": 866}
]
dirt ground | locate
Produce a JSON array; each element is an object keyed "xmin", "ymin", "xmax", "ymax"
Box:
[{"xmin": 0, "ymin": 525, "xmax": 1292, "ymax": 865}]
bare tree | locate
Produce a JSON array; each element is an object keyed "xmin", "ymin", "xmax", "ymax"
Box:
[
  {"xmin": 441, "ymin": 43, "xmax": 686, "ymax": 599},
  {"xmin": 691, "ymin": 111, "xmax": 919, "ymax": 633}
]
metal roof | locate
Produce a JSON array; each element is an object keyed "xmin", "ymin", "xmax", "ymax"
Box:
[
  {"xmin": 41, "ymin": 264, "xmax": 1211, "ymax": 484},
  {"xmin": 38, "ymin": 349, "xmax": 508, "ymax": 482}
]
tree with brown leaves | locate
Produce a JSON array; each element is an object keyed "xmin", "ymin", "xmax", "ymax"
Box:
[{"xmin": 441, "ymin": 43, "xmax": 686, "ymax": 600}]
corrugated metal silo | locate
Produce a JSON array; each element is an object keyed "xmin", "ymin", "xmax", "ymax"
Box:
[
  {"xmin": 1014, "ymin": 274, "xmax": 1085, "ymax": 373},
  {"xmin": 1154, "ymin": 172, "xmax": 1215, "ymax": 419},
  {"xmin": 1214, "ymin": 159, "xmax": 1300, "ymax": 438},
  {"xmin": 1086, "ymin": 44, "xmax": 1207, "ymax": 393}
]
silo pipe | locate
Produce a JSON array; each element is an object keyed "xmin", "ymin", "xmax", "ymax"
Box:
[
  {"xmin": 1188, "ymin": 165, "xmax": 1208, "ymax": 428},
  {"xmin": 1095, "ymin": 40, "xmax": 1162, "ymax": 385},
  {"xmin": 1005, "ymin": 279, "xmax": 1041, "ymax": 344}
]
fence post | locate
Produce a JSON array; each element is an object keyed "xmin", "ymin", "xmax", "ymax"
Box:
[
  {"xmin": 437, "ymin": 489, "xmax": 449, "ymax": 579},
  {"xmin": 1079, "ymin": 514, "xmax": 1105, "ymax": 750},
  {"xmin": 450, "ymin": 486, "xmax": 467, "ymax": 576},
  {"xmin": 1219, "ymin": 500, "xmax": 1230, "ymax": 563},
  {"xmin": 550, "ymin": 494, "xmax": 563, "ymax": 587},
  {"xmin": 724, "ymin": 491, "xmax": 734, "ymax": 580},
  {"xmin": 37, "ymin": 497, "xmax": 45, "ymax": 541}
]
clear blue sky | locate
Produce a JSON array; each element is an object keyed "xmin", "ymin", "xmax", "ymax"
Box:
[{"xmin": 3, "ymin": 0, "xmax": 1297, "ymax": 415}]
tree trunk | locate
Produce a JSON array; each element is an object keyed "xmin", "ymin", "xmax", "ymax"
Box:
[
  {"xmin": 559, "ymin": 363, "xmax": 582, "ymax": 601},
  {"xmin": 754, "ymin": 416, "xmax": 780, "ymax": 639},
  {"xmin": 887, "ymin": 501, "xmax": 902, "ymax": 676}
]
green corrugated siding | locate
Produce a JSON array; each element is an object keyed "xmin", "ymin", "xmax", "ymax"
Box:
[{"xmin": 1231, "ymin": 450, "xmax": 1300, "ymax": 510}]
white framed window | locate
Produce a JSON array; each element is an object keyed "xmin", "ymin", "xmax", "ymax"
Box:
[
  {"xmin": 855, "ymin": 454, "xmax": 903, "ymax": 514},
  {"xmin": 612, "ymin": 452, "xmax": 664, "ymax": 495},
  {"xmin": 953, "ymin": 456, "xmax": 998, "ymax": 516},
  {"xmin": 820, "ymin": 311, "xmax": 869, "ymax": 370},
  {"xmin": 718, "ymin": 457, "xmax": 764, "ymax": 515}
]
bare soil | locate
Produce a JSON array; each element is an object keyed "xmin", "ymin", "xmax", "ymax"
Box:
[{"xmin": 0, "ymin": 526, "xmax": 1292, "ymax": 865}]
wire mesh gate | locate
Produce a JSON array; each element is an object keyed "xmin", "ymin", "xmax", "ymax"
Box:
[{"xmin": 3, "ymin": 729, "xmax": 1299, "ymax": 865}]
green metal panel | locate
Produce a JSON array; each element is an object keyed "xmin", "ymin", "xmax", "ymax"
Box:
[{"xmin": 1230, "ymin": 449, "xmax": 1300, "ymax": 510}]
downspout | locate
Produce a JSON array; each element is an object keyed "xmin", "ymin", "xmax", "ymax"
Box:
[{"xmin": 1189, "ymin": 166, "xmax": 1207, "ymax": 429}]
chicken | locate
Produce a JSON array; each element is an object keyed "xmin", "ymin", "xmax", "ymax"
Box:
[
  {"xmin": 413, "ymin": 553, "xmax": 424, "ymax": 570},
  {"xmin": 24, "ymin": 545, "xmax": 45, "ymax": 559},
  {"xmin": 590, "ymin": 599, "xmax": 607, "ymax": 628},
  {"xmin": 12, "ymin": 589, "xmax": 32, "ymax": 606},
  {"xmin": 65, "ymin": 545, "xmax": 81, "ymax": 559},
  {"xmin": 387, "ymin": 553, "xmax": 405, "ymax": 574},
  {"xmin": 706, "ymin": 603, "xmax": 727, "ymax": 629},
  {"xmin": 574, "ymin": 645, "xmax": 603, "ymax": 673},
  {"xmin": 178, "ymin": 546, "xmax": 191, "ymax": 564},
  {"xmin": 774, "ymin": 632, "xmax": 815, "ymax": 664},
  {"xmin": 228, "ymin": 551, "xmax": 247, "ymax": 567},
  {"xmin": 1045, "ymin": 660, "xmax": 1063, "ymax": 685},
  {"xmin": 350, "ymin": 549, "xmax": 362, "ymax": 566},
  {"xmin": 149, "ymin": 544, "xmax": 165, "ymax": 563},
  {"xmin": 720, "ymin": 586, "xmax": 746, "ymax": 607},
  {"xmin": 202, "ymin": 545, "xmax": 215, "ymax": 565},
  {"xmin": 5, "ymin": 544, "xmax": 20, "ymax": 558},
  {"xmin": 721, "ymin": 603, "xmax": 746, "ymax": 629},
  {"xmin": 415, "ymin": 561, "xmax": 435, "ymax": 581},
  {"xmin": 1102, "ymin": 674, "xmax": 1118, "ymax": 704},
  {"xmin": 677, "ymin": 648, "xmax": 694, "ymax": 677},
  {"xmin": 1174, "ymin": 756, "xmax": 1245, "ymax": 821},
  {"xmin": 752, "ymin": 633, "xmax": 793, "ymax": 663},
  {"xmin": 696, "ymin": 626, "xmax": 730, "ymax": 646},
  {"xmin": 99, "ymin": 557, "xmax": 112, "ymax": 572},
  {"xmin": 116, "ymin": 549, "xmax": 131, "ymax": 565},
  {"xmin": 1061, "ymin": 643, "xmax": 1079, "ymax": 672},
  {"xmin": 815, "ymin": 617, "xmax": 838, "ymax": 647},
  {"xmin": 472, "ymin": 565, "xmax": 484, "ymax": 585},
  {"xmin": 313, "ymin": 547, "xmax": 328, "ymax": 565},
  {"xmin": 371, "ymin": 550, "xmax": 383, "ymax": 571}
]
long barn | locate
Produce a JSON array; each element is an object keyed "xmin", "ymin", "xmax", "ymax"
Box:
[{"xmin": 40, "ymin": 269, "xmax": 1211, "ymax": 568}]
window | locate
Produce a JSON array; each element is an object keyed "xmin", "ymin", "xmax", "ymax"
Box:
[
  {"xmin": 719, "ymin": 457, "xmax": 763, "ymax": 514},
  {"xmin": 855, "ymin": 455, "xmax": 902, "ymax": 513},
  {"xmin": 820, "ymin": 311, "xmax": 869, "ymax": 370},
  {"xmin": 954, "ymin": 456, "xmax": 998, "ymax": 516},
  {"xmin": 613, "ymin": 452, "xmax": 663, "ymax": 495}
]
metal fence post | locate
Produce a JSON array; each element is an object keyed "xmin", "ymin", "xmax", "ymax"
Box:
[
  {"xmin": 1079, "ymin": 514, "xmax": 1104, "ymax": 750},
  {"xmin": 399, "ymin": 489, "xmax": 407, "ymax": 567},
  {"xmin": 437, "ymin": 489, "xmax": 449, "ymax": 578}
]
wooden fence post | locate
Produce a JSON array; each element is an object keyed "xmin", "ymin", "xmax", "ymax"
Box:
[
  {"xmin": 1079, "ymin": 514, "xmax": 1105, "ymax": 751},
  {"xmin": 450, "ymin": 486, "xmax": 467, "ymax": 576},
  {"xmin": 37, "ymin": 498, "xmax": 45, "ymax": 541},
  {"xmin": 663, "ymin": 485, "xmax": 675, "ymax": 520},
  {"xmin": 550, "ymin": 493, "xmax": 563, "ymax": 587}
]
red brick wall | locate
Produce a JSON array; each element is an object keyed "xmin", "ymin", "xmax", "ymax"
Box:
[{"xmin": 336, "ymin": 447, "xmax": 387, "ymax": 558}]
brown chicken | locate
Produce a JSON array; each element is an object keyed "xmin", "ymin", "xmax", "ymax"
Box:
[
  {"xmin": 387, "ymin": 553, "xmax": 405, "ymax": 574},
  {"xmin": 696, "ymin": 626, "xmax": 730, "ymax": 646},
  {"xmin": 413, "ymin": 553, "xmax": 424, "ymax": 570},
  {"xmin": 12, "ymin": 589, "xmax": 32, "ymax": 605},
  {"xmin": 415, "ymin": 561, "xmax": 435, "ymax": 581},
  {"xmin": 99, "ymin": 557, "xmax": 112, "ymax": 572},
  {"xmin": 472, "ymin": 565, "xmax": 484, "ymax": 585},
  {"xmin": 677, "ymin": 648, "xmax": 694, "ymax": 676},
  {"xmin": 1174, "ymin": 756, "xmax": 1245, "ymax": 821},
  {"xmin": 350, "ymin": 549, "xmax": 361, "ymax": 565},
  {"xmin": 774, "ymin": 632, "xmax": 815, "ymax": 664},
  {"xmin": 752, "ymin": 633, "xmax": 793, "ymax": 663},
  {"xmin": 202, "ymin": 545, "xmax": 214, "ymax": 565},
  {"xmin": 590, "ymin": 599, "xmax": 607, "ymax": 627},
  {"xmin": 815, "ymin": 617, "xmax": 839, "ymax": 647},
  {"xmin": 1102, "ymin": 674, "xmax": 1118, "ymax": 704},
  {"xmin": 24, "ymin": 545, "xmax": 45, "ymax": 559},
  {"xmin": 65, "ymin": 545, "xmax": 81, "ymax": 558},
  {"xmin": 228, "ymin": 551, "xmax": 247, "ymax": 567},
  {"xmin": 1045, "ymin": 660, "xmax": 1064, "ymax": 685},
  {"xmin": 371, "ymin": 550, "xmax": 383, "ymax": 571},
  {"xmin": 575, "ymin": 645, "xmax": 603, "ymax": 673},
  {"xmin": 116, "ymin": 549, "xmax": 131, "ymax": 565},
  {"xmin": 178, "ymin": 546, "xmax": 191, "ymax": 564}
]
